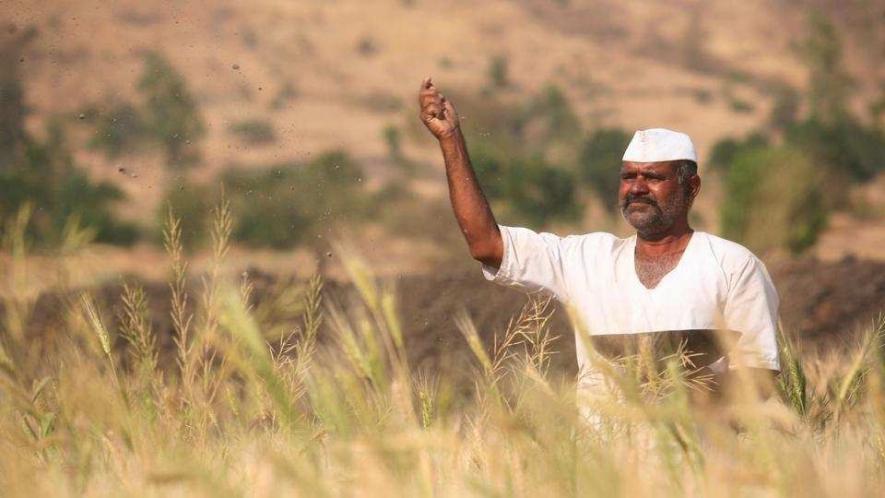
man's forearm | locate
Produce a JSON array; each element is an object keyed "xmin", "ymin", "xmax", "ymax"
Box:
[{"xmin": 438, "ymin": 130, "xmax": 502, "ymax": 266}]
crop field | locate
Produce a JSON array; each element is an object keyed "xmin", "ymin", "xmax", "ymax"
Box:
[{"xmin": 1, "ymin": 203, "xmax": 884, "ymax": 498}]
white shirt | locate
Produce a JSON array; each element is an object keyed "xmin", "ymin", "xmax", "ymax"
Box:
[{"xmin": 480, "ymin": 225, "xmax": 781, "ymax": 375}]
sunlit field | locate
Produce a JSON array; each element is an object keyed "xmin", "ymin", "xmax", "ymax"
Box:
[
  {"xmin": 2, "ymin": 1, "xmax": 885, "ymax": 496},
  {"xmin": 0, "ymin": 201, "xmax": 881, "ymax": 498}
]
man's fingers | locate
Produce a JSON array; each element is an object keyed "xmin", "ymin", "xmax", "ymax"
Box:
[
  {"xmin": 419, "ymin": 87, "xmax": 439, "ymax": 99},
  {"xmin": 421, "ymin": 99, "xmax": 444, "ymax": 114},
  {"xmin": 443, "ymin": 98, "xmax": 456, "ymax": 117},
  {"xmin": 423, "ymin": 103, "xmax": 442, "ymax": 118},
  {"xmin": 419, "ymin": 77, "xmax": 452, "ymax": 125}
]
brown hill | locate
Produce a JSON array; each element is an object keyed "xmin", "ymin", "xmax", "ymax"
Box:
[{"xmin": 2, "ymin": 0, "xmax": 884, "ymax": 271}]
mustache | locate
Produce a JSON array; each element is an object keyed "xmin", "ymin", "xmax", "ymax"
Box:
[{"xmin": 621, "ymin": 194, "xmax": 659, "ymax": 209}]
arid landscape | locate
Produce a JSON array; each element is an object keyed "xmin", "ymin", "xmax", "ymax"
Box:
[{"xmin": 1, "ymin": 1, "xmax": 884, "ymax": 496}]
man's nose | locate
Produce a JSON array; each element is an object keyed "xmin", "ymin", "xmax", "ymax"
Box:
[{"xmin": 629, "ymin": 178, "xmax": 649, "ymax": 195}]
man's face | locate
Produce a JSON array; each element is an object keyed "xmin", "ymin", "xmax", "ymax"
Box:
[{"xmin": 618, "ymin": 161, "xmax": 694, "ymax": 237}]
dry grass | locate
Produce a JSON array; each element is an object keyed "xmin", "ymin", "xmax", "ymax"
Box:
[{"xmin": 0, "ymin": 203, "xmax": 884, "ymax": 497}]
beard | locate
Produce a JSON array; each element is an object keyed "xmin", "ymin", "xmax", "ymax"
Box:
[{"xmin": 619, "ymin": 192, "xmax": 688, "ymax": 239}]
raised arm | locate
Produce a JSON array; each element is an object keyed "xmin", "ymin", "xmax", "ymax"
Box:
[{"xmin": 418, "ymin": 77, "xmax": 503, "ymax": 267}]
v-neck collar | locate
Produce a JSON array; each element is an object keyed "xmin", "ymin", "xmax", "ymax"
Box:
[{"xmin": 628, "ymin": 231, "xmax": 698, "ymax": 292}]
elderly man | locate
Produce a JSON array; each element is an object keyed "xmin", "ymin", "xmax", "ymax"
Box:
[{"xmin": 418, "ymin": 77, "xmax": 780, "ymax": 399}]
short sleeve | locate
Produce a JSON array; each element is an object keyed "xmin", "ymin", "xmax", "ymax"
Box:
[
  {"xmin": 724, "ymin": 256, "xmax": 781, "ymax": 371},
  {"xmin": 480, "ymin": 225, "xmax": 575, "ymax": 302}
]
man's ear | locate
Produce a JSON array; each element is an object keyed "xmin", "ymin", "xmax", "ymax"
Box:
[
  {"xmin": 690, "ymin": 174, "xmax": 701, "ymax": 202},
  {"xmin": 685, "ymin": 174, "xmax": 701, "ymax": 209}
]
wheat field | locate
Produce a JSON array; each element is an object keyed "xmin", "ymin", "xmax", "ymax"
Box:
[{"xmin": 0, "ymin": 201, "xmax": 883, "ymax": 498}]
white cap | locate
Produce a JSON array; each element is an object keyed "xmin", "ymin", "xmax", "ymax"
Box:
[{"xmin": 622, "ymin": 128, "xmax": 697, "ymax": 163}]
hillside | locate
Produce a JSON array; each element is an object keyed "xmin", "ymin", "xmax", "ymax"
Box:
[{"xmin": 2, "ymin": 0, "xmax": 884, "ymax": 277}]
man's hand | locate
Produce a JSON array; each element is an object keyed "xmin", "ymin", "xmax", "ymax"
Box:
[{"xmin": 418, "ymin": 77, "xmax": 460, "ymax": 140}]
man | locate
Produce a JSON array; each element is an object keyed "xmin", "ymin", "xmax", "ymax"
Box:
[{"xmin": 417, "ymin": 77, "xmax": 780, "ymax": 400}]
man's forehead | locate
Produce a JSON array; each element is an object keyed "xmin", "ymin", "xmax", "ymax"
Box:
[{"xmin": 620, "ymin": 160, "xmax": 679, "ymax": 173}]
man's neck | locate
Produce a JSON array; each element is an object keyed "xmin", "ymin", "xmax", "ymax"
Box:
[{"xmin": 635, "ymin": 223, "xmax": 694, "ymax": 258}]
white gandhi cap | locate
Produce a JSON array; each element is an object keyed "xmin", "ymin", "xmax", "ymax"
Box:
[{"xmin": 622, "ymin": 128, "xmax": 697, "ymax": 163}]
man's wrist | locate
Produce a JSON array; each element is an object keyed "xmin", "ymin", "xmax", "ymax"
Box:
[{"xmin": 437, "ymin": 127, "xmax": 463, "ymax": 144}]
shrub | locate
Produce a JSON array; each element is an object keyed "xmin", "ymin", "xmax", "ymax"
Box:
[
  {"xmin": 383, "ymin": 124, "xmax": 402, "ymax": 160},
  {"xmin": 269, "ymin": 81, "xmax": 298, "ymax": 111},
  {"xmin": 228, "ymin": 119, "xmax": 276, "ymax": 145},
  {"xmin": 223, "ymin": 150, "xmax": 370, "ymax": 249},
  {"xmin": 159, "ymin": 179, "xmax": 214, "ymax": 250},
  {"xmin": 160, "ymin": 151, "xmax": 372, "ymax": 250},
  {"xmin": 720, "ymin": 145, "xmax": 827, "ymax": 255},
  {"xmin": 487, "ymin": 55, "xmax": 509, "ymax": 89},
  {"xmin": 382, "ymin": 124, "xmax": 414, "ymax": 174},
  {"xmin": 728, "ymin": 97, "xmax": 755, "ymax": 113}
]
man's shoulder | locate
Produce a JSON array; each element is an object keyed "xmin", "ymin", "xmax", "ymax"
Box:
[
  {"xmin": 696, "ymin": 231, "xmax": 765, "ymax": 271},
  {"xmin": 566, "ymin": 230, "xmax": 621, "ymax": 242},
  {"xmin": 562, "ymin": 230, "xmax": 623, "ymax": 250},
  {"xmin": 500, "ymin": 226, "xmax": 620, "ymax": 255},
  {"xmin": 540, "ymin": 231, "xmax": 622, "ymax": 263}
]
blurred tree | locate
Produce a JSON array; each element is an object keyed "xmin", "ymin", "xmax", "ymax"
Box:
[
  {"xmin": 720, "ymin": 145, "xmax": 826, "ymax": 255},
  {"xmin": 708, "ymin": 133, "xmax": 769, "ymax": 172},
  {"xmin": 578, "ymin": 128, "xmax": 631, "ymax": 214},
  {"xmin": 0, "ymin": 27, "xmax": 36, "ymax": 170},
  {"xmin": 88, "ymin": 102, "xmax": 147, "ymax": 158},
  {"xmin": 470, "ymin": 143, "xmax": 580, "ymax": 227},
  {"xmin": 798, "ymin": 12, "xmax": 855, "ymax": 124},
  {"xmin": 786, "ymin": 117, "xmax": 883, "ymax": 185},
  {"xmin": 138, "ymin": 51, "xmax": 205, "ymax": 167},
  {"xmin": 0, "ymin": 31, "xmax": 136, "ymax": 246},
  {"xmin": 448, "ymin": 86, "xmax": 586, "ymax": 227},
  {"xmin": 523, "ymin": 85, "xmax": 583, "ymax": 146},
  {"xmin": 0, "ymin": 120, "xmax": 137, "ymax": 246},
  {"xmin": 768, "ymin": 86, "xmax": 801, "ymax": 132}
]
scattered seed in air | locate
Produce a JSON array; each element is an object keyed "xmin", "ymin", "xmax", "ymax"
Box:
[
  {"xmin": 78, "ymin": 113, "xmax": 86, "ymax": 120},
  {"xmin": 326, "ymin": 252, "xmax": 333, "ymax": 258},
  {"xmin": 232, "ymin": 64, "xmax": 240, "ymax": 70}
]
